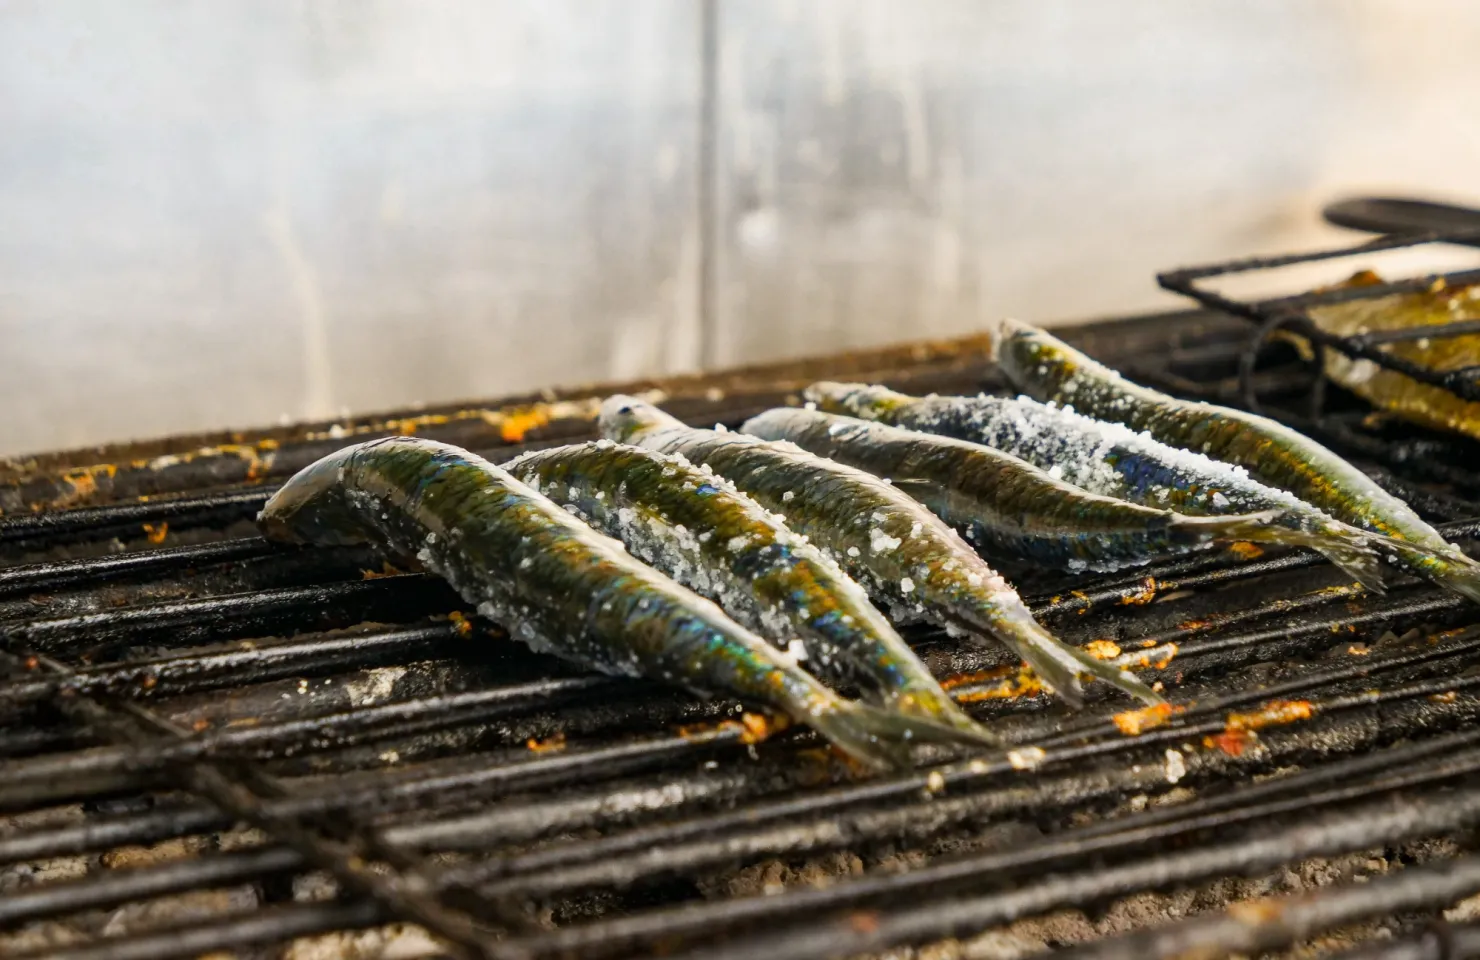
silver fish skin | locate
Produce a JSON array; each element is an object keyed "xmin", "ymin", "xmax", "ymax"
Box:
[
  {"xmin": 505, "ymin": 439, "xmax": 994, "ymax": 743},
  {"xmin": 740, "ymin": 406, "xmax": 1288, "ymax": 575},
  {"xmin": 804, "ymin": 381, "xmax": 1386, "ymax": 591},
  {"xmin": 599, "ymin": 395, "xmax": 1162, "ymax": 708},
  {"xmin": 991, "ymin": 318, "xmax": 1480, "ymax": 603},
  {"xmin": 257, "ymin": 436, "xmax": 945, "ymax": 771}
]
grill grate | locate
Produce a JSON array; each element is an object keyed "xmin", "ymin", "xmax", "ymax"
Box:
[
  {"xmin": 4, "ymin": 311, "xmax": 1480, "ymax": 959},
  {"xmin": 1158, "ymin": 229, "xmax": 1480, "ymax": 412}
]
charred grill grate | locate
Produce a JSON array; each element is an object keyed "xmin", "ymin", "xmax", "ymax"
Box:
[
  {"xmin": 4, "ymin": 313, "xmax": 1480, "ymax": 959},
  {"xmin": 1158, "ymin": 229, "xmax": 1480, "ymax": 412}
]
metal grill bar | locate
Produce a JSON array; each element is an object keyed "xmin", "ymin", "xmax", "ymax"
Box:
[
  {"xmin": 1158, "ymin": 230, "xmax": 1480, "ymax": 408},
  {"xmin": 1059, "ymin": 852, "xmax": 1480, "ymax": 960}
]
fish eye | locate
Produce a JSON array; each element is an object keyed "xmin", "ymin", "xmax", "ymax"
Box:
[{"xmin": 617, "ymin": 405, "xmax": 633, "ymax": 415}]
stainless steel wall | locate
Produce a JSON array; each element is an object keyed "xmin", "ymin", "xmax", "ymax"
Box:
[{"xmin": 2, "ymin": 1, "xmax": 1477, "ymax": 455}]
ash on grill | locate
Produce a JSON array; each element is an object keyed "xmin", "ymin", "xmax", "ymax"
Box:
[{"xmin": 5, "ymin": 248, "xmax": 1480, "ymax": 960}]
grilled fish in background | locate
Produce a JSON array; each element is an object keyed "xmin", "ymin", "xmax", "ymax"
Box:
[
  {"xmin": 739, "ymin": 406, "xmax": 1286, "ymax": 574},
  {"xmin": 1306, "ymin": 271, "xmax": 1480, "ymax": 443},
  {"xmin": 505, "ymin": 440, "xmax": 994, "ymax": 743},
  {"xmin": 257, "ymin": 436, "xmax": 952, "ymax": 770},
  {"xmin": 804, "ymin": 381, "xmax": 1386, "ymax": 591},
  {"xmin": 994, "ymin": 318, "xmax": 1480, "ymax": 603},
  {"xmin": 600, "ymin": 395, "xmax": 1162, "ymax": 708}
]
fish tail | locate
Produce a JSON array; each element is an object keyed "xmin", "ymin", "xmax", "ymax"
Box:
[
  {"xmin": 882, "ymin": 689, "xmax": 1001, "ymax": 747},
  {"xmin": 1431, "ymin": 558, "xmax": 1480, "ymax": 605},
  {"xmin": 947, "ymin": 605, "xmax": 1164, "ymax": 708},
  {"xmin": 807, "ymin": 699, "xmax": 933, "ymax": 771},
  {"xmin": 1239, "ymin": 521, "xmax": 1389, "ymax": 593},
  {"xmin": 1388, "ymin": 540, "xmax": 1480, "ymax": 605}
]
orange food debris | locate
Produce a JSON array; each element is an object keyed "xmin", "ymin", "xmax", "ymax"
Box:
[
  {"xmin": 360, "ymin": 562, "xmax": 403, "ymax": 580},
  {"xmin": 1204, "ymin": 729, "xmax": 1253, "ymax": 757},
  {"xmin": 193, "ymin": 719, "xmax": 211, "ymax": 732},
  {"xmin": 1431, "ymin": 691, "xmax": 1459, "ymax": 704},
  {"xmin": 497, "ymin": 408, "xmax": 552, "ymax": 444},
  {"xmin": 526, "ymin": 732, "xmax": 567, "ymax": 753},
  {"xmin": 847, "ymin": 912, "xmax": 881, "ymax": 934},
  {"xmin": 1112, "ymin": 702, "xmax": 1182, "ymax": 736},
  {"xmin": 953, "ymin": 667, "xmax": 1043, "ymax": 703},
  {"xmin": 23, "ymin": 656, "xmax": 39, "ymax": 670},
  {"xmin": 1118, "ymin": 578, "xmax": 1158, "ymax": 606},
  {"xmin": 1228, "ymin": 898, "xmax": 1285, "ymax": 923},
  {"xmin": 1347, "ymin": 644, "xmax": 1369, "ymax": 656},
  {"xmin": 142, "ymin": 522, "xmax": 169, "ymax": 545},
  {"xmin": 1083, "ymin": 639, "xmax": 1122, "ymax": 660},
  {"xmin": 1226, "ymin": 541, "xmax": 1265, "ymax": 560},
  {"xmin": 739, "ymin": 710, "xmax": 788, "ymax": 744},
  {"xmin": 941, "ymin": 666, "xmax": 1012, "ymax": 690},
  {"xmin": 447, "ymin": 611, "xmax": 475, "ymax": 637},
  {"xmin": 141, "ymin": 674, "xmax": 158, "ymax": 689},
  {"xmin": 1225, "ymin": 699, "xmax": 1315, "ymax": 732}
]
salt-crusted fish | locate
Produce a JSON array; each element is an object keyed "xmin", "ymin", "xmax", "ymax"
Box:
[
  {"xmin": 258, "ymin": 436, "xmax": 946, "ymax": 770},
  {"xmin": 1306, "ymin": 271, "xmax": 1480, "ymax": 443},
  {"xmin": 805, "ymin": 381, "xmax": 1386, "ymax": 590},
  {"xmin": 993, "ymin": 318, "xmax": 1480, "ymax": 603},
  {"xmin": 506, "ymin": 440, "xmax": 993, "ymax": 742},
  {"xmin": 741, "ymin": 406, "xmax": 1295, "ymax": 574},
  {"xmin": 600, "ymin": 396, "xmax": 1162, "ymax": 708}
]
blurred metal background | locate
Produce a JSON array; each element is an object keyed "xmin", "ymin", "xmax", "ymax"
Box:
[{"xmin": 1, "ymin": 0, "xmax": 1477, "ymax": 456}]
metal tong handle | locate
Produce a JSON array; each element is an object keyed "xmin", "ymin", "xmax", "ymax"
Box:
[{"xmin": 1324, "ymin": 196, "xmax": 1480, "ymax": 241}]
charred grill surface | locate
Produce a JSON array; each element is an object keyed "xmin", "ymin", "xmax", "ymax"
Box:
[{"xmin": 4, "ymin": 311, "xmax": 1480, "ymax": 959}]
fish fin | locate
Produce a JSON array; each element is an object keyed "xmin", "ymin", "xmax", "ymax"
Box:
[
  {"xmin": 951, "ymin": 611, "xmax": 1164, "ymax": 709},
  {"xmin": 809, "ymin": 700, "xmax": 929, "ymax": 771},
  {"xmin": 1164, "ymin": 509, "xmax": 1286, "ymax": 547},
  {"xmin": 1241, "ymin": 523, "xmax": 1388, "ymax": 593},
  {"xmin": 883, "ymin": 691, "xmax": 1001, "ymax": 748},
  {"xmin": 891, "ymin": 477, "xmax": 947, "ymax": 508}
]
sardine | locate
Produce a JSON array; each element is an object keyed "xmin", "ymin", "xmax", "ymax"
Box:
[
  {"xmin": 993, "ymin": 318, "xmax": 1480, "ymax": 602},
  {"xmin": 600, "ymin": 396, "xmax": 1162, "ymax": 708},
  {"xmin": 740, "ymin": 406, "xmax": 1286, "ymax": 574},
  {"xmin": 1307, "ymin": 272, "xmax": 1480, "ymax": 443},
  {"xmin": 805, "ymin": 381, "xmax": 1386, "ymax": 590},
  {"xmin": 258, "ymin": 436, "xmax": 949, "ymax": 770},
  {"xmin": 505, "ymin": 440, "xmax": 994, "ymax": 742}
]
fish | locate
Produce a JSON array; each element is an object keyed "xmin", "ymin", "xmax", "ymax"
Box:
[
  {"xmin": 257, "ymin": 436, "xmax": 951, "ymax": 771},
  {"xmin": 992, "ymin": 318, "xmax": 1480, "ymax": 603},
  {"xmin": 1306, "ymin": 271, "xmax": 1480, "ymax": 443},
  {"xmin": 505, "ymin": 440, "xmax": 994, "ymax": 743},
  {"xmin": 804, "ymin": 381, "xmax": 1386, "ymax": 591},
  {"xmin": 740, "ymin": 406, "xmax": 1288, "ymax": 575},
  {"xmin": 599, "ymin": 395, "xmax": 1162, "ymax": 708}
]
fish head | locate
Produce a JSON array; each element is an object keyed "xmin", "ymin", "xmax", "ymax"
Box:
[
  {"xmin": 258, "ymin": 444, "xmax": 375, "ymax": 546},
  {"xmin": 599, "ymin": 394, "xmax": 682, "ymax": 443},
  {"xmin": 991, "ymin": 318, "xmax": 1082, "ymax": 400},
  {"xmin": 803, "ymin": 381, "xmax": 910, "ymax": 421}
]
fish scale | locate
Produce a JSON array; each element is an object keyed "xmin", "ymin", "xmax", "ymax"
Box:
[
  {"xmin": 803, "ymin": 381, "xmax": 1387, "ymax": 591},
  {"xmin": 741, "ymin": 406, "xmax": 1295, "ymax": 576},
  {"xmin": 599, "ymin": 395, "xmax": 1162, "ymax": 709},
  {"xmin": 505, "ymin": 439, "xmax": 993, "ymax": 742},
  {"xmin": 257, "ymin": 435, "xmax": 961, "ymax": 771},
  {"xmin": 992, "ymin": 318, "xmax": 1480, "ymax": 604}
]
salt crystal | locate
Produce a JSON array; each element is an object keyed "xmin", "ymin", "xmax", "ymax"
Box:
[{"xmin": 1165, "ymin": 748, "xmax": 1186, "ymax": 784}]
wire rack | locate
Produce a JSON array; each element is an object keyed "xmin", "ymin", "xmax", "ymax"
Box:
[{"xmin": 4, "ymin": 312, "xmax": 1480, "ymax": 960}]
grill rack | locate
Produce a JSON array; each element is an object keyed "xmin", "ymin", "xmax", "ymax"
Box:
[
  {"xmin": 4, "ymin": 314, "xmax": 1480, "ymax": 959},
  {"xmin": 1158, "ymin": 229, "xmax": 1480, "ymax": 415}
]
